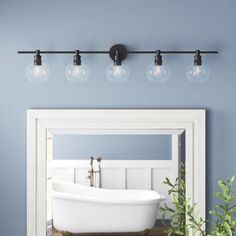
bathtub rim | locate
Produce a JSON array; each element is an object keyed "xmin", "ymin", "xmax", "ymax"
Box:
[
  {"xmin": 53, "ymin": 190, "xmax": 164, "ymax": 205},
  {"xmin": 52, "ymin": 181, "xmax": 165, "ymax": 205}
]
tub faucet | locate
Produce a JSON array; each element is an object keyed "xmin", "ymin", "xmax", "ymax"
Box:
[
  {"xmin": 87, "ymin": 157, "xmax": 94, "ymax": 187},
  {"xmin": 97, "ymin": 157, "xmax": 102, "ymax": 188},
  {"xmin": 87, "ymin": 156, "xmax": 102, "ymax": 187}
]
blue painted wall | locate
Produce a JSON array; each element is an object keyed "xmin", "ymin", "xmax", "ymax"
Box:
[
  {"xmin": 53, "ymin": 135, "xmax": 172, "ymax": 160},
  {"xmin": 0, "ymin": 0, "xmax": 235, "ymax": 235}
]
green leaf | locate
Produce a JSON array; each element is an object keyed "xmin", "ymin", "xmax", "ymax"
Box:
[
  {"xmin": 218, "ymin": 180, "xmax": 227, "ymax": 192},
  {"xmin": 229, "ymin": 175, "xmax": 235, "ymax": 185},
  {"xmin": 216, "ymin": 232, "xmax": 225, "ymax": 236},
  {"xmin": 214, "ymin": 192, "xmax": 224, "ymax": 199},
  {"xmin": 163, "ymin": 177, "xmax": 174, "ymax": 188},
  {"xmin": 209, "ymin": 210, "xmax": 224, "ymax": 219},
  {"xmin": 215, "ymin": 204, "xmax": 225, "ymax": 210},
  {"xmin": 228, "ymin": 195, "xmax": 233, "ymax": 202},
  {"xmin": 224, "ymin": 222, "xmax": 232, "ymax": 236}
]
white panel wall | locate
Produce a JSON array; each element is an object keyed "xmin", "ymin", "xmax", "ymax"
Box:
[
  {"xmin": 101, "ymin": 168, "xmax": 122, "ymax": 189},
  {"xmin": 53, "ymin": 168, "xmax": 74, "ymax": 182},
  {"xmin": 126, "ymin": 168, "xmax": 147, "ymax": 190}
]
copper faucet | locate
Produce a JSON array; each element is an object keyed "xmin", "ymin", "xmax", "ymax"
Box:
[{"xmin": 87, "ymin": 157, "xmax": 94, "ymax": 187}]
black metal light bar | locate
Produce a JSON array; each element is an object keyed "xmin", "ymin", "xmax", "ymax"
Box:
[
  {"xmin": 18, "ymin": 44, "xmax": 218, "ymax": 69},
  {"xmin": 18, "ymin": 50, "xmax": 218, "ymax": 54}
]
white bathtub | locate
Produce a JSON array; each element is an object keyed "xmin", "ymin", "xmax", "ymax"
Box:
[{"xmin": 52, "ymin": 181, "xmax": 165, "ymax": 233}]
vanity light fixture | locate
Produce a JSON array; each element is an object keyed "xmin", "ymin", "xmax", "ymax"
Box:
[
  {"xmin": 147, "ymin": 50, "xmax": 171, "ymax": 83},
  {"xmin": 26, "ymin": 50, "xmax": 50, "ymax": 83},
  {"xmin": 186, "ymin": 50, "xmax": 210, "ymax": 82},
  {"xmin": 106, "ymin": 44, "xmax": 130, "ymax": 82},
  {"xmin": 18, "ymin": 45, "xmax": 218, "ymax": 83},
  {"xmin": 65, "ymin": 50, "xmax": 89, "ymax": 83}
]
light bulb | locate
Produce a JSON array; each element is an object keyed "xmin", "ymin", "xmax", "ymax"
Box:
[
  {"xmin": 65, "ymin": 64, "xmax": 89, "ymax": 82},
  {"xmin": 147, "ymin": 64, "xmax": 171, "ymax": 82},
  {"xmin": 106, "ymin": 64, "xmax": 129, "ymax": 82},
  {"xmin": 186, "ymin": 64, "xmax": 210, "ymax": 82},
  {"xmin": 26, "ymin": 62, "xmax": 50, "ymax": 83}
]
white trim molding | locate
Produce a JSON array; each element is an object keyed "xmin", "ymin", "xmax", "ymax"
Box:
[{"xmin": 27, "ymin": 109, "xmax": 205, "ymax": 236}]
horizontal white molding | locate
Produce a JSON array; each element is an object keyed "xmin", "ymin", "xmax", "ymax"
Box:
[
  {"xmin": 53, "ymin": 160, "xmax": 175, "ymax": 168},
  {"xmin": 49, "ymin": 129, "xmax": 185, "ymax": 135}
]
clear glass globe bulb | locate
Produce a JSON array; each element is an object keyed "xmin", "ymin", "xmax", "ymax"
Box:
[
  {"xmin": 147, "ymin": 64, "xmax": 171, "ymax": 82},
  {"xmin": 106, "ymin": 64, "xmax": 130, "ymax": 82},
  {"xmin": 186, "ymin": 65, "xmax": 210, "ymax": 82},
  {"xmin": 65, "ymin": 64, "xmax": 89, "ymax": 82},
  {"xmin": 26, "ymin": 62, "xmax": 50, "ymax": 83}
]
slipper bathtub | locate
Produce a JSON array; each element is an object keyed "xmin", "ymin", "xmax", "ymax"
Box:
[{"xmin": 52, "ymin": 181, "xmax": 165, "ymax": 233}]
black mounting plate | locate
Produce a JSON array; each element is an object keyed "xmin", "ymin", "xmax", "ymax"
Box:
[{"xmin": 109, "ymin": 44, "xmax": 127, "ymax": 62}]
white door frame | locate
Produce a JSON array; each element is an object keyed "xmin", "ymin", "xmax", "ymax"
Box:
[{"xmin": 27, "ymin": 109, "xmax": 205, "ymax": 236}]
